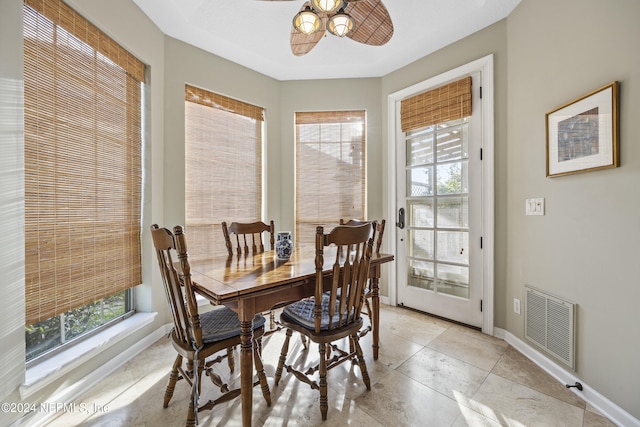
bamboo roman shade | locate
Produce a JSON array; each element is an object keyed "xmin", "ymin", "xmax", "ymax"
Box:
[
  {"xmin": 185, "ymin": 85, "xmax": 264, "ymax": 261},
  {"xmin": 295, "ymin": 111, "xmax": 366, "ymax": 248},
  {"xmin": 400, "ymin": 76, "xmax": 472, "ymax": 133},
  {"xmin": 23, "ymin": 0, "xmax": 145, "ymax": 325}
]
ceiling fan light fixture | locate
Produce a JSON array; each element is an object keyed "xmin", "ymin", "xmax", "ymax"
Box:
[
  {"xmin": 327, "ymin": 9, "xmax": 354, "ymax": 37},
  {"xmin": 293, "ymin": 6, "xmax": 322, "ymax": 35},
  {"xmin": 311, "ymin": 0, "xmax": 342, "ymax": 14}
]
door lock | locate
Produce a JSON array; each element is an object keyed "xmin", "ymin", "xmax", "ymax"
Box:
[{"xmin": 396, "ymin": 207, "xmax": 405, "ymax": 229}]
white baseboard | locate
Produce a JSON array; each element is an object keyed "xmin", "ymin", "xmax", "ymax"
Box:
[{"xmin": 498, "ymin": 327, "xmax": 640, "ymax": 427}]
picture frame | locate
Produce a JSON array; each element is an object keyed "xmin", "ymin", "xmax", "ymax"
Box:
[{"xmin": 546, "ymin": 81, "xmax": 619, "ymax": 177}]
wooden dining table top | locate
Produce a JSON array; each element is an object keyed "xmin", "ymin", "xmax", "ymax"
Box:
[{"xmin": 188, "ymin": 246, "xmax": 394, "ymax": 306}]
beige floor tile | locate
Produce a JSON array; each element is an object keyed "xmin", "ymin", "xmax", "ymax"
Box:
[
  {"xmin": 391, "ymin": 306, "xmax": 455, "ymax": 330},
  {"xmin": 427, "ymin": 327, "xmax": 507, "ymax": 371},
  {"xmin": 452, "ymin": 404, "xmax": 504, "ymax": 427},
  {"xmin": 397, "ymin": 346, "xmax": 490, "ymax": 400},
  {"xmin": 491, "ymin": 345, "xmax": 586, "ymax": 409},
  {"xmin": 366, "ymin": 328, "xmax": 424, "ymax": 370},
  {"xmin": 382, "ymin": 310, "xmax": 450, "ymax": 346},
  {"xmin": 583, "ymin": 408, "xmax": 618, "ymax": 427},
  {"xmin": 262, "ymin": 376, "xmax": 383, "ymax": 427},
  {"xmin": 356, "ymin": 370, "xmax": 463, "ymax": 427},
  {"xmin": 450, "ymin": 323, "xmax": 509, "ymax": 348},
  {"xmin": 469, "ymin": 374, "xmax": 585, "ymax": 427}
]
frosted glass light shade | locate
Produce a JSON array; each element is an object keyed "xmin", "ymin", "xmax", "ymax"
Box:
[
  {"xmin": 327, "ymin": 10, "xmax": 354, "ymax": 37},
  {"xmin": 293, "ymin": 7, "xmax": 322, "ymax": 34},
  {"xmin": 312, "ymin": 0, "xmax": 341, "ymax": 13}
]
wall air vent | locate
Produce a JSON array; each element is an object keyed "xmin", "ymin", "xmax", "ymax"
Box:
[{"xmin": 525, "ymin": 286, "xmax": 576, "ymax": 370}]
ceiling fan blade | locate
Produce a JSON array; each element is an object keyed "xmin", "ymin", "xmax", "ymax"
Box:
[
  {"xmin": 290, "ymin": 26, "xmax": 326, "ymax": 56},
  {"xmin": 290, "ymin": 3, "xmax": 328, "ymax": 56},
  {"xmin": 345, "ymin": 0, "xmax": 393, "ymax": 46}
]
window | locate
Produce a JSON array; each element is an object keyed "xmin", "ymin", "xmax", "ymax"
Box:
[
  {"xmin": 295, "ymin": 111, "xmax": 366, "ymax": 247},
  {"xmin": 184, "ymin": 85, "xmax": 264, "ymax": 260},
  {"xmin": 23, "ymin": 0, "xmax": 144, "ymax": 361}
]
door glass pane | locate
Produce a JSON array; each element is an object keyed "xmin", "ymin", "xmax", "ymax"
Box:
[
  {"xmin": 408, "ymin": 199, "xmax": 434, "ymax": 227},
  {"xmin": 408, "ymin": 259, "xmax": 434, "ymax": 290},
  {"xmin": 436, "ymin": 263, "xmax": 469, "ymax": 298},
  {"xmin": 461, "ymin": 161, "xmax": 469, "ymax": 194},
  {"xmin": 436, "ymin": 161, "xmax": 468, "ymax": 195},
  {"xmin": 408, "ymin": 166, "xmax": 433, "ymax": 196},
  {"xmin": 409, "ymin": 229, "xmax": 433, "ymax": 260},
  {"xmin": 437, "ymin": 231, "xmax": 469, "ymax": 264},
  {"xmin": 437, "ymin": 196, "xmax": 468, "ymax": 228},
  {"xmin": 436, "ymin": 122, "xmax": 468, "ymax": 162},
  {"xmin": 407, "ymin": 131, "xmax": 434, "ymax": 166}
]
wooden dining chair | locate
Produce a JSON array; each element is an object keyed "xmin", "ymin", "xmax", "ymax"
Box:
[
  {"xmin": 340, "ymin": 218, "xmax": 386, "ymax": 327},
  {"xmin": 274, "ymin": 222, "xmax": 376, "ymax": 420},
  {"xmin": 221, "ymin": 220, "xmax": 291, "ymax": 334},
  {"xmin": 151, "ymin": 224, "xmax": 271, "ymax": 427}
]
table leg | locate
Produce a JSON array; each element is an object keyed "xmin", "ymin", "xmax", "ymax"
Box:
[
  {"xmin": 370, "ymin": 265, "xmax": 381, "ymax": 360},
  {"xmin": 238, "ymin": 300, "xmax": 255, "ymax": 427}
]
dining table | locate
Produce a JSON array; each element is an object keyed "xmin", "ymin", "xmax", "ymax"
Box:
[{"xmin": 188, "ymin": 245, "xmax": 394, "ymax": 427}]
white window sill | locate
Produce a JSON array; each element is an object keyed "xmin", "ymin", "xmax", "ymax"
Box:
[{"xmin": 20, "ymin": 312, "xmax": 157, "ymax": 400}]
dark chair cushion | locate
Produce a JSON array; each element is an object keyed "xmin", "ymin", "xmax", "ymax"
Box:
[
  {"xmin": 282, "ymin": 293, "xmax": 354, "ymax": 331},
  {"xmin": 200, "ymin": 306, "xmax": 266, "ymax": 342}
]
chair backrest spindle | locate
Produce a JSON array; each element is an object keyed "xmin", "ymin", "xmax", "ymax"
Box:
[{"xmin": 222, "ymin": 220, "xmax": 275, "ymax": 256}]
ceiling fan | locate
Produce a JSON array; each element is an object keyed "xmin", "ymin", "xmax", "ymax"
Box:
[{"xmin": 261, "ymin": 0, "xmax": 393, "ymax": 56}]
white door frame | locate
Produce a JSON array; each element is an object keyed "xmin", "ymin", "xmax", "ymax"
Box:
[{"xmin": 386, "ymin": 54, "xmax": 495, "ymax": 335}]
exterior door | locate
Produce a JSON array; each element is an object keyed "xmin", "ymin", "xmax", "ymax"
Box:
[{"xmin": 396, "ymin": 72, "xmax": 484, "ymax": 328}]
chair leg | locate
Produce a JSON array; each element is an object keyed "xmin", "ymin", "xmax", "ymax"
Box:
[
  {"xmin": 318, "ymin": 342, "xmax": 328, "ymax": 420},
  {"xmin": 253, "ymin": 338, "xmax": 272, "ymax": 406},
  {"xmin": 363, "ymin": 294, "xmax": 372, "ymax": 318},
  {"xmin": 164, "ymin": 354, "xmax": 183, "ymax": 408},
  {"xmin": 186, "ymin": 362, "xmax": 205, "ymax": 427},
  {"xmin": 275, "ymin": 329, "xmax": 293, "ymax": 385},
  {"xmin": 227, "ymin": 346, "xmax": 235, "ymax": 373},
  {"xmin": 186, "ymin": 396, "xmax": 196, "ymax": 427},
  {"xmin": 351, "ymin": 335, "xmax": 371, "ymax": 390},
  {"xmin": 269, "ymin": 310, "xmax": 276, "ymax": 330}
]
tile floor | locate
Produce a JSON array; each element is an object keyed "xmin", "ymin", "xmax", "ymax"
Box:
[{"xmin": 45, "ymin": 305, "xmax": 616, "ymax": 426}]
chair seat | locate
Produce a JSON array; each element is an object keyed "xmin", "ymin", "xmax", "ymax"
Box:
[
  {"xmin": 282, "ymin": 293, "xmax": 354, "ymax": 331},
  {"xmin": 199, "ymin": 307, "xmax": 266, "ymax": 343}
]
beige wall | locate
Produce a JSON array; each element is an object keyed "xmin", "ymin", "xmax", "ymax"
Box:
[{"xmin": 506, "ymin": 0, "xmax": 640, "ymax": 418}]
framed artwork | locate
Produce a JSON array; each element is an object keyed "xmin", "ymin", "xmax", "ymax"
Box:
[{"xmin": 546, "ymin": 81, "xmax": 619, "ymax": 177}]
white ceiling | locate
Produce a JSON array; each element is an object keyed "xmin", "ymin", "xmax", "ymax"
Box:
[{"xmin": 131, "ymin": 0, "xmax": 521, "ymax": 81}]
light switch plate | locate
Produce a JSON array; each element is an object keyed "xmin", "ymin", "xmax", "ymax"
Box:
[{"xmin": 525, "ymin": 198, "xmax": 545, "ymax": 216}]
